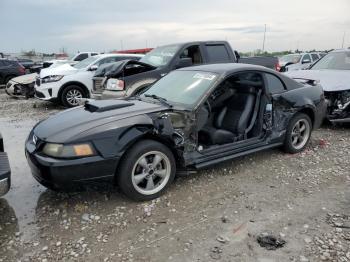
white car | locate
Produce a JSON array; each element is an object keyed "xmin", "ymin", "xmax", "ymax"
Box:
[
  {"xmin": 43, "ymin": 52, "xmax": 100, "ymax": 68},
  {"xmin": 277, "ymin": 53, "xmax": 323, "ymax": 72},
  {"xmin": 34, "ymin": 54, "xmax": 143, "ymax": 107}
]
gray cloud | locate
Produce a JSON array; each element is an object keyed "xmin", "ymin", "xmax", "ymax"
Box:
[{"xmin": 0, "ymin": 0, "xmax": 349, "ymax": 53}]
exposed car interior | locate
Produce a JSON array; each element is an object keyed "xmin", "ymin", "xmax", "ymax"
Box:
[
  {"xmin": 197, "ymin": 72, "xmax": 267, "ymax": 147},
  {"xmin": 180, "ymin": 45, "xmax": 203, "ymax": 65}
]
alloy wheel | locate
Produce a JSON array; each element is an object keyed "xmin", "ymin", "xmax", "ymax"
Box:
[
  {"xmin": 291, "ymin": 119, "xmax": 310, "ymax": 150},
  {"xmin": 131, "ymin": 151, "xmax": 171, "ymax": 195},
  {"xmin": 66, "ymin": 89, "xmax": 83, "ymax": 106}
]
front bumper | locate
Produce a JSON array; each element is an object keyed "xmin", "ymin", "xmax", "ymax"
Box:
[
  {"xmin": 93, "ymin": 89, "xmax": 126, "ymax": 100},
  {"xmin": 34, "ymin": 79, "xmax": 60, "ymax": 101},
  {"xmin": 0, "ymin": 152, "xmax": 11, "ymax": 196},
  {"xmin": 5, "ymin": 80, "xmax": 35, "ymax": 98},
  {"xmin": 25, "ymin": 140, "xmax": 119, "ymax": 189}
]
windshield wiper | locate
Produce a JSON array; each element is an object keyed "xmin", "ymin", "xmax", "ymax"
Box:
[{"xmin": 144, "ymin": 94, "xmax": 172, "ymax": 107}]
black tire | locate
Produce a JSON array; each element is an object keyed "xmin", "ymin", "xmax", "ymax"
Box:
[
  {"xmin": 60, "ymin": 85, "xmax": 86, "ymax": 108},
  {"xmin": 117, "ymin": 140, "xmax": 176, "ymax": 201},
  {"xmin": 283, "ymin": 113, "xmax": 312, "ymax": 154}
]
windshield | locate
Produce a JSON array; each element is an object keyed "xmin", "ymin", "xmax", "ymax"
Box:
[
  {"xmin": 280, "ymin": 54, "xmax": 302, "ymax": 64},
  {"xmin": 140, "ymin": 44, "xmax": 180, "ymax": 67},
  {"xmin": 312, "ymin": 51, "xmax": 350, "ymax": 70},
  {"xmin": 73, "ymin": 56, "xmax": 99, "ymax": 69},
  {"xmin": 142, "ymin": 70, "xmax": 218, "ymax": 107}
]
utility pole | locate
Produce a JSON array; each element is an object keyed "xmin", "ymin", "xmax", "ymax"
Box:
[
  {"xmin": 341, "ymin": 31, "xmax": 346, "ymax": 48},
  {"xmin": 262, "ymin": 24, "xmax": 267, "ymax": 52}
]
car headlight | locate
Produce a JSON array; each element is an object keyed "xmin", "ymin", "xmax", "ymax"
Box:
[
  {"xmin": 41, "ymin": 75, "xmax": 64, "ymax": 83},
  {"xmin": 42, "ymin": 143, "xmax": 96, "ymax": 158}
]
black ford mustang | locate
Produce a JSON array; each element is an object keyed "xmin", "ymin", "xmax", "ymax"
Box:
[{"xmin": 25, "ymin": 64, "xmax": 326, "ymax": 201}]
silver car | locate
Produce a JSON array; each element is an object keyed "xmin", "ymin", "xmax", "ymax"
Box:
[{"xmin": 286, "ymin": 49, "xmax": 350, "ymax": 123}]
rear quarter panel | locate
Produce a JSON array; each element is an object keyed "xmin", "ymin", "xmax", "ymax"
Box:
[{"xmin": 274, "ymin": 85, "xmax": 325, "ymax": 132}]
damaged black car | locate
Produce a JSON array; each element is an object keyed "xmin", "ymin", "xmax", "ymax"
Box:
[{"xmin": 25, "ymin": 64, "xmax": 326, "ymax": 201}]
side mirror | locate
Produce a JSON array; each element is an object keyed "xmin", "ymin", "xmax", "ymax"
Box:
[
  {"xmin": 175, "ymin": 58, "xmax": 192, "ymax": 69},
  {"xmin": 88, "ymin": 65, "xmax": 98, "ymax": 71},
  {"xmin": 302, "ymin": 59, "xmax": 311, "ymax": 64},
  {"xmin": 234, "ymin": 50, "xmax": 241, "ymax": 62}
]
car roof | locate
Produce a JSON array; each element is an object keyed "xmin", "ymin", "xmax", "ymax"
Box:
[
  {"xmin": 330, "ymin": 49, "xmax": 350, "ymax": 53},
  {"xmin": 178, "ymin": 63, "xmax": 273, "ymax": 75},
  {"xmin": 96, "ymin": 53, "xmax": 143, "ymax": 59},
  {"xmin": 178, "ymin": 63, "xmax": 304, "ymax": 90},
  {"xmin": 155, "ymin": 40, "xmax": 229, "ymax": 48}
]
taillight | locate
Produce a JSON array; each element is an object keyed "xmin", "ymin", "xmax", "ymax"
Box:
[
  {"xmin": 18, "ymin": 64, "xmax": 26, "ymax": 74},
  {"xmin": 117, "ymin": 79, "xmax": 124, "ymax": 90},
  {"xmin": 275, "ymin": 63, "xmax": 281, "ymax": 71}
]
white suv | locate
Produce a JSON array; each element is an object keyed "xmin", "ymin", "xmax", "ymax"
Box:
[{"xmin": 34, "ymin": 54, "xmax": 142, "ymax": 107}]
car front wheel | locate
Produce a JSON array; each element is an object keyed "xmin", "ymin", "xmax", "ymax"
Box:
[
  {"xmin": 61, "ymin": 85, "xmax": 86, "ymax": 107},
  {"xmin": 283, "ymin": 113, "xmax": 312, "ymax": 153},
  {"xmin": 117, "ymin": 140, "xmax": 176, "ymax": 201}
]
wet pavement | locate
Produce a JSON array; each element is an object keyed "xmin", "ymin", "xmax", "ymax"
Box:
[{"xmin": 1, "ymin": 118, "xmax": 45, "ymax": 241}]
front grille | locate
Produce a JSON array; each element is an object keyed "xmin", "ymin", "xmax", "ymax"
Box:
[
  {"xmin": 35, "ymin": 77, "xmax": 41, "ymax": 86},
  {"xmin": 92, "ymin": 77, "xmax": 104, "ymax": 93}
]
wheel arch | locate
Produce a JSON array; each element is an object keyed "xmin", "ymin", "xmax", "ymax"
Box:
[
  {"xmin": 114, "ymin": 131, "xmax": 182, "ymax": 180},
  {"xmin": 297, "ymin": 106, "xmax": 315, "ymax": 128},
  {"xmin": 58, "ymin": 81, "xmax": 90, "ymax": 99}
]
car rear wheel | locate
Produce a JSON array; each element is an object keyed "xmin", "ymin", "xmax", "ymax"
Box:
[
  {"xmin": 61, "ymin": 85, "xmax": 86, "ymax": 108},
  {"xmin": 117, "ymin": 140, "xmax": 176, "ymax": 201},
  {"xmin": 283, "ymin": 113, "xmax": 312, "ymax": 153}
]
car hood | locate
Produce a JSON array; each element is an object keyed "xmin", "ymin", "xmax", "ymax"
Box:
[
  {"xmin": 285, "ymin": 69, "xmax": 350, "ymax": 92},
  {"xmin": 33, "ymin": 99, "xmax": 166, "ymax": 143},
  {"xmin": 94, "ymin": 60, "xmax": 156, "ymax": 78},
  {"xmin": 10, "ymin": 73, "xmax": 38, "ymax": 84},
  {"xmin": 40, "ymin": 63, "xmax": 78, "ymax": 78}
]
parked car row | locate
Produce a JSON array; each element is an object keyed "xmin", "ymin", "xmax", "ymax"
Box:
[{"xmin": 277, "ymin": 52, "xmax": 325, "ymax": 72}]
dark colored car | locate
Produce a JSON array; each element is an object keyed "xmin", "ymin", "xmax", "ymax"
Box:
[
  {"xmin": 25, "ymin": 64, "xmax": 326, "ymax": 201},
  {"xmin": 0, "ymin": 133, "xmax": 11, "ymax": 197},
  {"xmin": 92, "ymin": 41, "xmax": 278, "ymax": 100},
  {"xmin": 0, "ymin": 59, "xmax": 26, "ymax": 84},
  {"xmin": 17, "ymin": 58, "xmax": 34, "ymax": 70}
]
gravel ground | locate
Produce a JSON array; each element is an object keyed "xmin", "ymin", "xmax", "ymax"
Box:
[{"xmin": 0, "ymin": 89, "xmax": 349, "ymax": 262}]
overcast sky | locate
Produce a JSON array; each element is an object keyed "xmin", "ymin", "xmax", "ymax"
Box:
[{"xmin": 0, "ymin": 0, "xmax": 349, "ymax": 54}]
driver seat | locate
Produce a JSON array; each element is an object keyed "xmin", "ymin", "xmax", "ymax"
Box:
[{"xmin": 204, "ymin": 86, "xmax": 256, "ymax": 145}]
